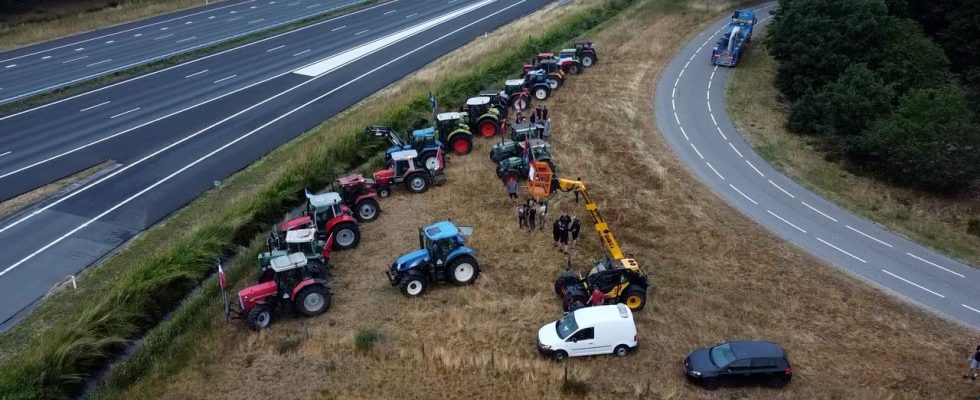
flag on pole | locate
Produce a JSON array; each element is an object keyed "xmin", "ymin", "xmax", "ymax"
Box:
[
  {"xmin": 435, "ymin": 145, "xmax": 444, "ymax": 170},
  {"xmin": 217, "ymin": 259, "xmax": 227, "ymax": 289}
]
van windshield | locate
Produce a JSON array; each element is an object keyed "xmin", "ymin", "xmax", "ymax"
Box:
[{"xmin": 556, "ymin": 313, "xmax": 578, "ymax": 339}]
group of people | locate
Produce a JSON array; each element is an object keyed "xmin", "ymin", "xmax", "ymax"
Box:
[
  {"xmin": 514, "ymin": 105, "xmax": 552, "ymax": 138},
  {"xmin": 516, "ymin": 198, "xmax": 547, "ymax": 231},
  {"xmin": 552, "ymin": 211, "xmax": 580, "ymax": 254}
]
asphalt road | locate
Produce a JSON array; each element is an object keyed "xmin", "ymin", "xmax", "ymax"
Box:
[
  {"xmin": 0, "ymin": 0, "xmax": 553, "ymax": 331},
  {"xmin": 0, "ymin": 0, "xmax": 370, "ymax": 104},
  {"xmin": 655, "ymin": 4, "xmax": 980, "ymax": 330}
]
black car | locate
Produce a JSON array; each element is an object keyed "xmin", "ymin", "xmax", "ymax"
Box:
[{"xmin": 684, "ymin": 341, "xmax": 793, "ymax": 390}]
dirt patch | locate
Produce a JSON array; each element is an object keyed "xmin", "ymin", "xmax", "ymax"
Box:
[
  {"xmin": 110, "ymin": 1, "xmax": 976, "ymax": 399},
  {"xmin": 0, "ymin": 160, "xmax": 116, "ymax": 220}
]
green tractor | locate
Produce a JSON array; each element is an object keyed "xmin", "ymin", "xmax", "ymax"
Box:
[
  {"xmin": 489, "ymin": 138, "xmax": 551, "ymax": 163},
  {"xmin": 495, "ymin": 147, "xmax": 556, "ymax": 182},
  {"xmin": 460, "ymin": 96, "xmax": 503, "ymax": 138},
  {"xmin": 434, "ymin": 112, "xmax": 474, "ymax": 155},
  {"xmin": 258, "ymin": 228, "xmax": 334, "ymax": 283}
]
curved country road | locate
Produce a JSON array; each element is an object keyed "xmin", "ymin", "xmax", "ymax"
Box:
[{"xmin": 654, "ymin": 4, "xmax": 980, "ymax": 330}]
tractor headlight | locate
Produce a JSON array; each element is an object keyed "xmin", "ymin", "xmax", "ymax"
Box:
[{"xmin": 689, "ymin": 370, "xmax": 701, "ymax": 377}]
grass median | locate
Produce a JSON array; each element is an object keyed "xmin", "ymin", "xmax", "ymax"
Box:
[
  {"xmin": 0, "ymin": 0, "xmax": 633, "ymax": 398},
  {"xmin": 726, "ymin": 36, "xmax": 980, "ymax": 268}
]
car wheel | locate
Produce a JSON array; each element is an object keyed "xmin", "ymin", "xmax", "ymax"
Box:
[
  {"xmin": 553, "ymin": 350, "xmax": 568, "ymax": 362},
  {"xmin": 767, "ymin": 377, "xmax": 787, "ymax": 389},
  {"xmin": 614, "ymin": 345, "xmax": 629, "ymax": 357},
  {"xmin": 702, "ymin": 378, "xmax": 720, "ymax": 391}
]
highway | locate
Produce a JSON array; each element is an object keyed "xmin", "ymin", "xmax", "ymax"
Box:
[
  {"xmin": 654, "ymin": 4, "xmax": 980, "ymax": 330},
  {"xmin": 0, "ymin": 0, "xmax": 370, "ymax": 104},
  {"xmin": 0, "ymin": 0, "xmax": 553, "ymax": 330}
]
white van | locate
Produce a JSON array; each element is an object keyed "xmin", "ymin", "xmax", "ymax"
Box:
[{"xmin": 536, "ymin": 304, "xmax": 638, "ymax": 361}]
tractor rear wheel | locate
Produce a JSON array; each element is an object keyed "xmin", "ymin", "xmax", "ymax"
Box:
[
  {"xmin": 449, "ymin": 255, "xmax": 480, "ymax": 285},
  {"xmin": 547, "ymin": 77, "xmax": 561, "ymax": 90},
  {"xmin": 512, "ymin": 96, "xmax": 528, "ymax": 112},
  {"xmin": 477, "ymin": 119, "xmax": 498, "ymax": 137},
  {"xmin": 330, "ymin": 221, "xmax": 360, "ymax": 249},
  {"xmin": 620, "ymin": 286, "xmax": 647, "ymax": 311},
  {"xmin": 581, "ymin": 54, "xmax": 595, "ymax": 67},
  {"xmin": 450, "ymin": 135, "xmax": 473, "ymax": 155},
  {"xmin": 553, "ymin": 271, "xmax": 579, "ymax": 296},
  {"xmin": 534, "ymin": 87, "xmax": 549, "ymax": 100},
  {"xmin": 421, "ymin": 153, "xmax": 439, "ymax": 171},
  {"xmin": 246, "ymin": 304, "xmax": 274, "ymax": 331},
  {"xmin": 399, "ymin": 271, "xmax": 428, "ymax": 297},
  {"xmin": 405, "ymin": 173, "xmax": 431, "ymax": 194},
  {"xmin": 568, "ymin": 64, "xmax": 581, "ymax": 75},
  {"xmin": 295, "ymin": 284, "xmax": 331, "ymax": 317},
  {"xmin": 354, "ymin": 199, "xmax": 380, "ymax": 222}
]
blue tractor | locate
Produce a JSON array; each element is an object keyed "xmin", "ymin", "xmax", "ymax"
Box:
[
  {"xmin": 711, "ymin": 10, "xmax": 756, "ymax": 67},
  {"xmin": 385, "ymin": 221, "xmax": 480, "ymax": 297},
  {"xmin": 365, "ymin": 126, "xmax": 443, "ymax": 171}
]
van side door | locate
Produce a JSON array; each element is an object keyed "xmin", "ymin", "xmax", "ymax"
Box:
[{"xmin": 565, "ymin": 327, "xmax": 596, "ymax": 356}]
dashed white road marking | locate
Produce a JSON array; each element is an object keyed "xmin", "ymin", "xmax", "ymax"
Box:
[
  {"xmin": 184, "ymin": 69, "xmax": 209, "ymax": 78},
  {"xmin": 906, "ymin": 253, "xmax": 965, "ymax": 278},
  {"xmin": 176, "ymin": 36, "xmax": 197, "ymax": 43},
  {"xmin": 882, "ymin": 270, "xmax": 944, "ymax": 298},
  {"xmin": 671, "ymin": 87, "xmax": 676, "ymax": 98},
  {"xmin": 160, "ymin": 27, "xmax": 169, "ymax": 31},
  {"xmin": 308, "ymin": 3, "xmax": 321, "ymax": 8},
  {"xmin": 706, "ymin": 89, "xmax": 710, "ymax": 100},
  {"xmin": 679, "ymin": 126, "xmax": 689, "ymax": 140},
  {"xmin": 109, "ymin": 107, "xmax": 141, "ymax": 119},
  {"xmin": 62, "ymin": 56, "xmax": 89, "ymax": 63},
  {"xmin": 331, "ymin": 25, "xmax": 347, "ymax": 31},
  {"xmin": 963, "ymin": 304, "xmax": 980, "ymax": 314},
  {"xmin": 801, "ymin": 201, "xmax": 837, "ymax": 222},
  {"xmin": 728, "ymin": 142, "xmax": 743, "ymax": 157},
  {"xmin": 384, "ymin": 9, "xmax": 397, "ymax": 14},
  {"xmin": 768, "ymin": 210, "xmax": 807, "ymax": 233},
  {"xmin": 706, "ymin": 162, "xmax": 725, "ymax": 180},
  {"xmin": 154, "ymin": 34, "xmax": 174, "ymax": 40},
  {"xmin": 678, "ymin": 68, "xmax": 684, "ymax": 77},
  {"xmin": 816, "ymin": 237, "xmax": 866, "ymax": 263},
  {"xmin": 405, "ymin": 12, "xmax": 418, "ymax": 18},
  {"xmin": 671, "ymin": 99, "xmax": 676, "ymax": 110},
  {"xmin": 74, "ymin": 47, "xmax": 85, "ymax": 51},
  {"xmin": 729, "ymin": 184, "xmax": 757, "ymax": 205},
  {"xmin": 293, "ymin": 49, "xmax": 311, "ymax": 56},
  {"xmin": 213, "ymin": 74, "xmax": 238, "ymax": 84},
  {"xmin": 228, "ymin": 16, "xmax": 244, "ymax": 21},
  {"xmin": 134, "ymin": 33, "xmax": 143, "ymax": 37},
  {"xmin": 267, "ymin": 45, "xmax": 286, "ymax": 52},
  {"xmin": 286, "ymin": 1, "xmax": 300, "ymax": 5},
  {"xmin": 673, "ymin": 112, "xmax": 680, "ymax": 125},
  {"xmin": 186, "ymin": 21, "xmax": 193, "ymax": 25},
  {"xmin": 355, "ymin": 29, "xmax": 370, "ymax": 35},
  {"xmin": 716, "ymin": 126, "xmax": 727, "ymax": 140},
  {"xmin": 768, "ymin": 179, "xmax": 795, "ymax": 198},
  {"xmin": 745, "ymin": 159, "xmax": 764, "ymax": 177},
  {"xmin": 706, "ymin": 100, "xmax": 711, "ymax": 113},
  {"xmin": 41, "ymin": 56, "xmax": 52, "ymax": 60},
  {"xmin": 105, "ymin": 40, "xmax": 115, "ymax": 44},
  {"xmin": 4, "ymin": 64, "xmax": 15, "ymax": 69},
  {"xmin": 85, "ymin": 59, "xmax": 113, "ymax": 67},
  {"xmin": 248, "ymin": 18, "xmax": 265, "ymax": 24},
  {"xmin": 0, "ymin": 151, "xmax": 10, "ymax": 158},
  {"xmin": 845, "ymin": 225, "xmax": 893, "ymax": 248},
  {"xmin": 79, "ymin": 101, "xmax": 110, "ymax": 112},
  {"xmin": 674, "ymin": 77, "xmax": 680, "ymax": 88},
  {"xmin": 690, "ymin": 143, "xmax": 704, "ymax": 159},
  {"xmin": 707, "ymin": 79, "xmax": 712, "ymax": 90},
  {"xmin": 710, "ymin": 112, "xmax": 717, "ymax": 126}
]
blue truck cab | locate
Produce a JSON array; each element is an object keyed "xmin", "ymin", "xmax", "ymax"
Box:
[
  {"xmin": 386, "ymin": 221, "xmax": 481, "ymax": 297},
  {"xmin": 711, "ymin": 10, "xmax": 756, "ymax": 67}
]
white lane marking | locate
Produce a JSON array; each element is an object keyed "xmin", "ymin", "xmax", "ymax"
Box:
[
  {"xmin": 706, "ymin": 100, "xmax": 711, "ymax": 113},
  {"xmin": 355, "ymin": 29, "xmax": 370, "ymax": 35},
  {"xmin": 729, "ymin": 184, "xmax": 757, "ymax": 205},
  {"xmin": 0, "ymin": 151, "xmax": 10, "ymax": 158},
  {"xmin": 678, "ymin": 68, "xmax": 684, "ymax": 77},
  {"xmin": 293, "ymin": 49, "xmax": 312, "ymax": 56},
  {"xmin": 105, "ymin": 40, "xmax": 115, "ymax": 44},
  {"xmin": 906, "ymin": 253, "xmax": 965, "ymax": 278},
  {"xmin": 267, "ymin": 45, "xmax": 286, "ymax": 52},
  {"xmin": 184, "ymin": 69, "xmax": 209, "ymax": 78},
  {"xmin": 882, "ymin": 270, "xmax": 945, "ymax": 298},
  {"xmin": 768, "ymin": 179, "xmax": 795, "ymax": 198},
  {"xmin": 707, "ymin": 79, "xmax": 711, "ymax": 90},
  {"xmin": 706, "ymin": 162, "xmax": 725, "ymax": 180},
  {"xmin": 745, "ymin": 160, "xmax": 764, "ymax": 177},
  {"xmin": 963, "ymin": 304, "xmax": 980, "ymax": 314},
  {"xmin": 230, "ymin": 10, "xmax": 237, "ymax": 13},
  {"xmin": 62, "ymin": 56, "xmax": 89, "ymax": 64},
  {"xmin": 75, "ymin": 47, "xmax": 85, "ymax": 51},
  {"xmin": 209, "ymin": 16, "xmax": 216, "ymax": 19},
  {"xmin": 160, "ymin": 27, "xmax": 169, "ymax": 30},
  {"xmin": 213, "ymin": 74, "xmax": 238, "ymax": 84},
  {"xmin": 176, "ymin": 36, "xmax": 198, "ymax": 43},
  {"xmin": 689, "ymin": 143, "xmax": 704, "ymax": 159},
  {"xmin": 4, "ymin": 64, "xmax": 15, "ymax": 69},
  {"xmin": 41, "ymin": 56, "xmax": 52, "ymax": 60},
  {"xmin": 79, "ymin": 101, "xmax": 111, "ymax": 112},
  {"xmin": 248, "ymin": 18, "xmax": 265, "ymax": 24},
  {"xmin": 109, "ymin": 107, "xmax": 141, "ymax": 119},
  {"xmin": 710, "ymin": 69, "xmax": 715, "ymax": 80},
  {"xmin": 674, "ymin": 77, "xmax": 679, "ymax": 88},
  {"xmin": 331, "ymin": 25, "xmax": 347, "ymax": 31},
  {"xmin": 404, "ymin": 12, "xmax": 418, "ymax": 18},
  {"xmin": 845, "ymin": 225, "xmax": 894, "ymax": 248},
  {"xmin": 228, "ymin": 17, "xmax": 244, "ymax": 21},
  {"xmin": 673, "ymin": 111, "xmax": 680, "ymax": 125},
  {"xmin": 769, "ymin": 210, "xmax": 807, "ymax": 233},
  {"xmin": 728, "ymin": 142, "xmax": 743, "ymax": 157},
  {"xmin": 384, "ymin": 9, "xmax": 397, "ymax": 14},
  {"xmin": 186, "ymin": 21, "xmax": 193, "ymax": 25},
  {"xmin": 133, "ymin": 33, "xmax": 143, "ymax": 37},
  {"xmin": 287, "ymin": 1, "xmax": 300, "ymax": 5},
  {"xmin": 0, "ymin": 0, "xmax": 523, "ymax": 278},
  {"xmin": 671, "ymin": 87, "xmax": 676, "ymax": 99},
  {"xmin": 308, "ymin": 4, "xmax": 321, "ymax": 8},
  {"xmin": 0, "ymin": 0, "xmax": 253, "ymax": 64},
  {"xmin": 716, "ymin": 126, "xmax": 727, "ymax": 140},
  {"xmin": 679, "ymin": 126, "xmax": 689, "ymax": 141},
  {"xmin": 154, "ymin": 34, "xmax": 175, "ymax": 40},
  {"xmin": 683, "ymin": 60, "xmax": 690, "ymax": 69},
  {"xmin": 801, "ymin": 201, "xmax": 838, "ymax": 222},
  {"xmin": 816, "ymin": 237, "xmax": 866, "ymax": 263},
  {"xmin": 710, "ymin": 112, "xmax": 717, "ymax": 126},
  {"xmin": 251, "ymin": 5, "xmax": 257, "ymax": 8}
]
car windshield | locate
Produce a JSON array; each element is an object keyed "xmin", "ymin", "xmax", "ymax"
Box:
[
  {"xmin": 555, "ymin": 313, "xmax": 578, "ymax": 339},
  {"xmin": 709, "ymin": 343, "xmax": 737, "ymax": 367}
]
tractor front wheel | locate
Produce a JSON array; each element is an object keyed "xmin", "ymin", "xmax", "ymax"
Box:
[
  {"xmin": 354, "ymin": 199, "xmax": 380, "ymax": 222},
  {"xmin": 377, "ymin": 186, "xmax": 391, "ymax": 198},
  {"xmin": 449, "ymin": 255, "xmax": 480, "ymax": 285},
  {"xmin": 477, "ymin": 119, "xmax": 498, "ymax": 137},
  {"xmin": 450, "ymin": 135, "xmax": 473, "ymax": 155},
  {"xmin": 295, "ymin": 284, "xmax": 331, "ymax": 317},
  {"xmin": 405, "ymin": 173, "xmax": 431, "ymax": 194},
  {"xmin": 246, "ymin": 304, "xmax": 274, "ymax": 331},
  {"xmin": 399, "ymin": 272, "xmax": 428, "ymax": 297},
  {"xmin": 620, "ymin": 287, "xmax": 647, "ymax": 311},
  {"xmin": 534, "ymin": 87, "xmax": 549, "ymax": 100},
  {"xmin": 330, "ymin": 221, "xmax": 361, "ymax": 249}
]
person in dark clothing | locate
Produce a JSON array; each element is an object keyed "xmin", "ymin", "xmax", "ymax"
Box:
[
  {"xmin": 527, "ymin": 199, "xmax": 537, "ymax": 232},
  {"xmin": 266, "ymin": 231, "xmax": 280, "ymax": 252},
  {"xmin": 535, "ymin": 105, "xmax": 543, "ymax": 121},
  {"xmin": 964, "ymin": 344, "xmax": 980, "ymax": 380},
  {"xmin": 529, "ymin": 111, "xmax": 537, "ymax": 124},
  {"xmin": 506, "ymin": 178, "xmax": 518, "ymax": 200},
  {"xmin": 553, "ymin": 217, "xmax": 561, "ymax": 247},
  {"xmin": 574, "ymin": 176, "xmax": 582, "ymax": 203},
  {"xmin": 558, "ymin": 213, "xmax": 571, "ymax": 253},
  {"xmin": 542, "ymin": 105, "xmax": 549, "ymax": 121},
  {"xmin": 517, "ymin": 204, "xmax": 527, "ymax": 228},
  {"xmin": 570, "ymin": 216, "xmax": 582, "ymax": 247}
]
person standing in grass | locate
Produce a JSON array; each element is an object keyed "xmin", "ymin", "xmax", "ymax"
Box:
[
  {"xmin": 506, "ymin": 178, "xmax": 518, "ymax": 201},
  {"xmin": 542, "ymin": 105, "xmax": 549, "ymax": 121},
  {"xmin": 527, "ymin": 198, "xmax": 537, "ymax": 232},
  {"xmin": 538, "ymin": 200, "xmax": 548, "ymax": 230},
  {"xmin": 558, "ymin": 212, "xmax": 571, "ymax": 253},
  {"xmin": 517, "ymin": 203, "xmax": 527, "ymax": 228},
  {"xmin": 553, "ymin": 211, "xmax": 565, "ymax": 247},
  {"xmin": 964, "ymin": 344, "xmax": 980, "ymax": 380},
  {"xmin": 570, "ymin": 216, "xmax": 582, "ymax": 248}
]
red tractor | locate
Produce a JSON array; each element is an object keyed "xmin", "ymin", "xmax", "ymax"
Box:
[
  {"xmin": 236, "ymin": 252, "xmax": 332, "ymax": 330},
  {"xmin": 280, "ymin": 191, "xmax": 361, "ymax": 249},
  {"xmin": 573, "ymin": 39, "xmax": 598, "ymax": 68},
  {"xmin": 332, "ymin": 173, "xmax": 381, "ymax": 222},
  {"xmin": 504, "ymin": 79, "xmax": 531, "ymax": 112},
  {"xmin": 372, "ymin": 149, "xmax": 446, "ymax": 197}
]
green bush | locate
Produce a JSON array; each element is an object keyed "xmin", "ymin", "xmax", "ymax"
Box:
[{"xmin": 353, "ymin": 329, "xmax": 381, "ymax": 351}]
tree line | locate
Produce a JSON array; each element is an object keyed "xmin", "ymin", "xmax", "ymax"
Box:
[{"xmin": 767, "ymin": 0, "xmax": 980, "ymax": 192}]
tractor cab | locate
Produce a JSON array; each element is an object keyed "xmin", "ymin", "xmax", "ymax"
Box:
[
  {"xmin": 554, "ymin": 257, "xmax": 648, "ymax": 312},
  {"xmin": 306, "ymin": 192, "xmax": 347, "ymax": 232},
  {"xmin": 365, "ymin": 125, "xmax": 442, "ymax": 171},
  {"xmin": 434, "ymin": 112, "xmax": 474, "ymax": 155},
  {"xmin": 523, "ymin": 70, "xmax": 554, "ymax": 100},
  {"xmin": 554, "ymin": 48, "xmax": 584, "ymax": 74},
  {"xmin": 478, "ymin": 89, "xmax": 510, "ymax": 116},
  {"xmin": 489, "ymin": 137, "xmax": 551, "ymax": 163},
  {"xmin": 257, "ymin": 229, "xmax": 331, "ymax": 282},
  {"xmin": 332, "ymin": 173, "xmax": 381, "ymax": 222},
  {"xmin": 505, "ymin": 79, "xmax": 526, "ymax": 97},
  {"xmin": 573, "ymin": 39, "xmax": 598, "ymax": 68},
  {"xmin": 237, "ymin": 251, "xmax": 332, "ymax": 330},
  {"xmin": 279, "ymin": 190, "xmax": 361, "ymax": 250},
  {"xmin": 511, "ymin": 122, "xmax": 546, "ymax": 142},
  {"xmin": 385, "ymin": 221, "xmax": 480, "ymax": 297},
  {"xmin": 372, "ymin": 149, "xmax": 445, "ymax": 197},
  {"xmin": 463, "ymin": 96, "xmax": 501, "ymax": 138},
  {"xmin": 730, "ymin": 10, "xmax": 757, "ymax": 26}
]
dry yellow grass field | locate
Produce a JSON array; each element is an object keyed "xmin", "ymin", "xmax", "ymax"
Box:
[{"xmin": 109, "ymin": 1, "xmax": 978, "ymax": 399}]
